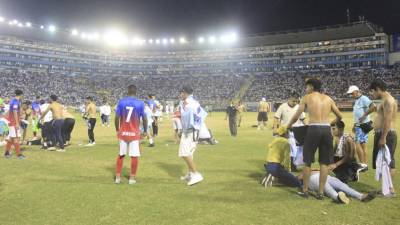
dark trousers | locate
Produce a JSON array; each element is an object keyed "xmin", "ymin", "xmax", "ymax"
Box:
[
  {"xmin": 265, "ymin": 162, "xmax": 302, "ymax": 188},
  {"xmin": 333, "ymin": 157, "xmax": 359, "ymax": 183},
  {"xmin": 62, "ymin": 118, "xmax": 75, "ymax": 143},
  {"xmin": 88, "ymin": 118, "xmax": 96, "ymax": 143},
  {"xmin": 152, "ymin": 117, "xmax": 159, "ymax": 136},
  {"xmin": 42, "ymin": 121, "xmax": 53, "ymax": 146},
  {"xmin": 52, "ymin": 119, "xmax": 64, "ymax": 149},
  {"xmin": 229, "ymin": 116, "xmax": 237, "ymax": 136}
]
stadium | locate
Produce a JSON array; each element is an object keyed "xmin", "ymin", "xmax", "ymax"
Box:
[{"xmin": 0, "ymin": 1, "xmax": 399, "ymax": 225}]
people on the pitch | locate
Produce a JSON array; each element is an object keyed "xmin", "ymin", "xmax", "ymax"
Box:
[
  {"xmin": 298, "ymin": 171, "xmax": 376, "ymax": 204},
  {"xmin": 0, "ymin": 114, "xmax": 8, "ymax": 146},
  {"xmin": 257, "ymin": 97, "xmax": 270, "ymax": 130},
  {"xmin": 178, "ymin": 86, "xmax": 207, "ymax": 186},
  {"xmin": 225, "ymin": 101, "xmax": 238, "ymax": 137},
  {"xmin": 40, "ymin": 99, "xmax": 53, "ymax": 150},
  {"xmin": 99, "ymin": 101, "xmax": 111, "ymax": 127},
  {"xmin": 144, "ymin": 101, "xmax": 155, "ymax": 147},
  {"xmin": 288, "ymin": 78, "xmax": 342, "ymax": 199},
  {"xmin": 40, "ymin": 95, "xmax": 65, "ymax": 151},
  {"xmin": 114, "ymin": 85, "xmax": 147, "ymax": 185},
  {"xmin": 31, "ymin": 96, "xmax": 42, "ymax": 139},
  {"xmin": 4, "ymin": 90, "xmax": 25, "ymax": 159},
  {"xmin": 273, "ymin": 92, "xmax": 305, "ymax": 172},
  {"xmin": 330, "ymin": 120, "xmax": 360, "ymax": 183},
  {"xmin": 20, "ymin": 101, "xmax": 32, "ymax": 144},
  {"xmin": 369, "ymin": 79, "xmax": 397, "ymax": 197},
  {"xmin": 198, "ymin": 122, "xmax": 218, "ymax": 145},
  {"xmin": 172, "ymin": 103, "xmax": 182, "ymax": 144},
  {"xmin": 347, "ymin": 85, "xmax": 376, "ymax": 172},
  {"xmin": 85, "ymin": 96, "xmax": 97, "ymax": 146},
  {"xmin": 236, "ymin": 101, "xmax": 246, "ymax": 128},
  {"xmin": 261, "ymin": 126, "xmax": 302, "ymax": 188},
  {"xmin": 62, "ymin": 106, "xmax": 75, "ymax": 146},
  {"xmin": 147, "ymin": 94, "xmax": 160, "ymax": 137}
]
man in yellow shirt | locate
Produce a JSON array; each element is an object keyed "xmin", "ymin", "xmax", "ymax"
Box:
[{"xmin": 262, "ymin": 126, "xmax": 302, "ymax": 188}]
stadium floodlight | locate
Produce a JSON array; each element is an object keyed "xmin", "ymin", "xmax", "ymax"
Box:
[
  {"xmin": 0, "ymin": 17, "xmax": 5, "ymax": 22},
  {"xmin": 148, "ymin": 39, "xmax": 154, "ymax": 44},
  {"xmin": 155, "ymin": 39, "xmax": 160, "ymax": 44},
  {"xmin": 40, "ymin": 25, "xmax": 44, "ymax": 29},
  {"xmin": 162, "ymin": 38, "xmax": 168, "ymax": 45},
  {"xmin": 71, "ymin": 29, "xmax": 79, "ymax": 36},
  {"xmin": 92, "ymin": 32, "xmax": 100, "ymax": 40},
  {"xmin": 17, "ymin": 23, "xmax": 24, "ymax": 27},
  {"xmin": 198, "ymin": 37, "xmax": 205, "ymax": 44},
  {"xmin": 170, "ymin": 38, "xmax": 175, "ymax": 44},
  {"xmin": 25, "ymin": 22, "xmax": 32, "ymax": 27},
  {"xmin": 81, "ymin": 32, "xmax": 87, "ymax": 39},
  {"xmin": 179, "ymin": 37, "xmax": 186, "ymax": 44},
  {"xmin": 12, "ymin": 19, "xmax": 18, "ymax": 24},
  {"xmin": 220, "ymin": 32, "xmax": 238, "ymax": 43},
  {"xmin": 103, "ymin": 29, "xmax": 129, "ymax": 46},
  {"xmin": 8, "ymin": 21, "xmax": 13, "ymax": 26},
  {"xmin": 208, "ymin": 36, "xmax": 216, "ymax": 44},
  {"xmin": 48, "ymin": 25, "xmax": 56, "ymax": 33}
]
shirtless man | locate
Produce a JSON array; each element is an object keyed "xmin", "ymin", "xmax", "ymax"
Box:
[
  {"xmin": 257, "ymin": 98, "xmax": 270, "ymax": 130},
  {"xmin": 288, "ymin": 78, "xmax": 342, "ymax": 199},
  {"xmin": 236, "ymin": 101, "xmax": 246, "ymax": 128},
  {"xmin": 40, "ymin": 95, "xmax": 65, "ymax": 151},
  {"xmin": 85, "ymin": 96, "xmax": 97, "ymax": 146},
  {"xmin": 369, "ymin": 79, "xmax": 397, "ymax": 196}
]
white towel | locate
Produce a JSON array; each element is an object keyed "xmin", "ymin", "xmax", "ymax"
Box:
[{"xmin": 375, "ymin": 145, "xmax": 393, "ymax": 196}]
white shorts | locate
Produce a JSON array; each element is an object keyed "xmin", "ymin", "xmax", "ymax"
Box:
[
  {"xmin": 119, "ymin": 140, "xmax": 141, "ymax": 157},
  {"xmin": 7, "ymin": 126, "xmax": 21, "ymax": 139},
  {"xmin": 179, "ymin": 131, "xmax": 197, "ymax": 157},
  {"xmin": 173, "ymin": 118, "xmax": 182, "ymax": 130}
]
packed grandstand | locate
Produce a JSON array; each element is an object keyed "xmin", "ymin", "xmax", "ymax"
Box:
[{"xmin": 0, "ymin": 21, "xmax": 399, "ymax": 110}]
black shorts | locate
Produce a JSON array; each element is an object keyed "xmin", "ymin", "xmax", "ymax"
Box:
[
  {"xmin": 257, "ymin": 112, "xmax": 268, "ymax": 122},
  {"xmin": 303, "ymin": 125, "xmax": 333, "ymax": 166},
  {"xmin": 373, "ymin": 130, "xmax": 397, "ymax": 169}
]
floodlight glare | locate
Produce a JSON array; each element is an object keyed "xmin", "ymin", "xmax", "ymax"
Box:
[
  {"xmin": 170, "ymin": 38, "xmax": 175, "ymax": 44},
  {"xmin": 25, "ymin": 22, "xmax": 32, "ymax": 27},
  {"xmin": 198, "ymin": 37, "xmax": 205, "ymax": 44},
  {"xmin": 48, "ymin": 25, "xmax": 56, "ymax": 32},
  {"xmin": 162, "ymin": 38, "xmax": 168, "ymax": 45},
  {"xmin": 155, "ymin": 39, "xmax": 161, "ymax": 44},
  {"xmin": 103, "ymin": 29, "xmax": 129, "ymax": 46},
  {"xmin": 40, "ymin": 25, "xmax": 44, "ymax": 29},
  {"xmin": 81, "ymin": 33, "xmax": 87, "ymax": 39},
  {"xmin": 179, "ymin": 37, "xmax": 186, "ymax": 44},
  {"xmin": 71, "ymin": 29, "xmax": 79, "ymax": 36},
  {"xmin": 12, "ymin": 19, "xmax": 18, "ymax": 24},
  {"xmin": 17, "ymin": 23, "xmax": 24, "ymax": 27},
  {"xmin": 148, "ymin": 39, "xmax": 154, "ymax": 44},
  {"xmin": 209, "ymin": 36, "xmax": 216, "ymax": 44},
  {"xmin": 8, "ymin": 21, "xmax": 13, "ymax": 26},
  {"xmin": 0, "ymin": 17, "xmax": 5, "ymax": 22},
  {"xmin": 92, "ymin": 32, "xmax": 100, "ymax": 40}
]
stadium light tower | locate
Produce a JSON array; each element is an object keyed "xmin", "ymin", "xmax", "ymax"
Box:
[
  {"xmin": 155, "ymin": 39, "xmax": 160, "ymax": 44},
  {"xmin": 25, "ymin": 22, "xmax": 32, "ymax": 27},
  {"xmin": 0, "ymin": 17, "xmax": 5, "ymax": 22},
  {"xmin": 170, "ymin": 38, "xmax": 175, "ymax": 44},
  {"xmin": 162, "ymin": 38, "xmax": 168, "ymax": 45},
  {"xmin": 48, "ymin": 25, "xmax": 56, "ymax": 33},
  {"xmin": 208, "ymin": 36, "xmax": 216, "ymax": 44},
  {"xmin": 179, "ymin": 37, "xmax": 186, "ymax": 44},
  {"xmin": 40, "ymin": 25, "xmax": 44, "ymax": 29}
]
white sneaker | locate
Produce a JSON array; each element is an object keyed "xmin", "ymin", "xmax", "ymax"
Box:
[
  {"xmin": 85, "ymin": 142, "xmax": 95, "ymax": 147},
  {"xmin": 180, "ymin": 173, "xmax": 191, "ymax": 181},
  {"xmin": 56, "ymin": 149, "xmax": 66, "ymax": 152},
  {"xmin": 128, "ymin": 178, "xmax": 137, "ymax": 185},
  {"xmin": 187, "ymin": 173, "xmax": 203, "ymax": 186},
  {"xmin": 115, "ymin": 176, "xmax": 121, "ymax": 184},
  {"xmin": 47, "ymin": 147, "xmax": 56, "ymax": 151}
]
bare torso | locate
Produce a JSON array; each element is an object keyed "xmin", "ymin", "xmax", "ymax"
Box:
[
  {"xmin": 87, "ymin": 103, "xmax": 97, "ymax": 119},
  {"xmin": 373, "ymin": 93, "xmax": 397, "ymax": 130},
  {"xmin": 50, "ymin": 102, "xmax": 64, "ymax": 120},
  {"xmin": 304, "ymin": 92, "xmax": 335, "ymax": 124}
]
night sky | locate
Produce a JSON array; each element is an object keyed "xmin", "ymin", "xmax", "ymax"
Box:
[{"xmin": 1, "ymin": 0, "xmax": 399, "ymax": 37}]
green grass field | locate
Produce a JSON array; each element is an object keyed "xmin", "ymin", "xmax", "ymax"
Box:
[{"xmin": 0, "ymin": 112, "xmax": 399, "ymax": 225}]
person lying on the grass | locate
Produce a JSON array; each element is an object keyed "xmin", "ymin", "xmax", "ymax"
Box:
[
  {"xmin": 262, "ymin": 126, "xmax": 302, "ymax": 188},
  {"xmin": 297, "ymin": 170, "xmax": 376, "ymax": 204},
  {"xmin": 330, "ymin": 120, "xmax": 361, "ymax": 183}
]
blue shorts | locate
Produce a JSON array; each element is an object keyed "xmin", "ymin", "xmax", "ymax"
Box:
[{"xmin": 354, "ymin": 127, "xmax": 368, "ymax": 144}]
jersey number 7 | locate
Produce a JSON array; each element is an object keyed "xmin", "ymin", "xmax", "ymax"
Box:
[{"xmin": 125, "ymin": 106, "xmax": 135, "ymax": 122}]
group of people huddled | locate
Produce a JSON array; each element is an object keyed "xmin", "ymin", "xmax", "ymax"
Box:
[{"xmin": 258, "ymin": 78, "xmax": 397, "ymax": 204}]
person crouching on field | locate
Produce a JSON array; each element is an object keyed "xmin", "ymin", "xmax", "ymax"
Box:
[{"xmin": 261, "ymin": 126, "xmax": 302, "ymax": 188}]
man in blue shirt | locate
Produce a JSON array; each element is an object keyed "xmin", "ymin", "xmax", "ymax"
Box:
[{"xmin": 347, "ymin": 85, "xmax": 376, "ymax": 171}]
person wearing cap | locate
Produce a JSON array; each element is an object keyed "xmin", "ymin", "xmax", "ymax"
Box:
[
  {"xmin": 261, "ymin": 126, "xmax": 302, "ymax": 188},
  {"xmin": 178, "ymin": 86, "xmax": 207, "ymax": 186},
  {"xmin": 257, "ymin": 97, "xmax": 270, "ymax": 130},
  {"xmin": 347, "ymin": 85, "xmax": 376, "ymax": 171}
]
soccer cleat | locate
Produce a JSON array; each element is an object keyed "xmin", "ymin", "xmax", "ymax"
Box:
[
  {"xmin": 187, "ymin": 173, "xmax": 204, "ymax": 186},
  {"xmin": 128, "ymin": 178, "xmax": 137, "ymax": 185},
  {"xmin": 361, "ymin": 191, "xmax": 377, "ymax": 202},
  {"xmin": 337, "ymin": 191, "xmax": 350, "ymax": 204},
  {"xmin": 115, "ymin": 176, "xmax": 121, "ymax": 184},
  {"xmin": 180, "ymin": 173, "xmax": 191, "ymax": 181},
  {"xmin": 17, "ymin": 154, "xmax": 26, "ymax": 160},
  {"xmin": 4, "ymin": 152, "xmax": 11, "ymax": 159},
  {"xmin": 148, "ymin": 143, "xmax": 155, "ymax": 147}
]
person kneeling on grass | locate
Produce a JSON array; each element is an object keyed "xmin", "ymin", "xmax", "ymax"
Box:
[
  {"xmin": 261, "ymin": 126, "xmax": 302, "ymax": 188},
  {"xmin": 298, "ymin": 171, "xmax": 376, "ymax": 204}
]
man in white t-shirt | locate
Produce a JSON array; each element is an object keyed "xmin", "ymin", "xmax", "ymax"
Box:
[
  {"xmin": 40, "ymin": 100, "xmax": 54, "ymax": 150},
  {"xmin": 99, "ymin": 102, "xmax": 112, "ymax": 127},
  {"xmin": 144, "ymin": 102, "xmax": 155, "ymax": 147},
  {"xmin": 273, "ymin": 92, "xmax": 306, "ymax": 171}
]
